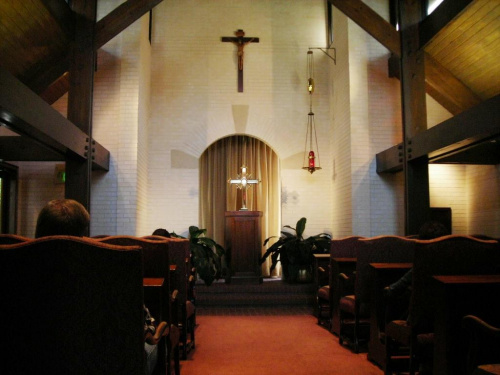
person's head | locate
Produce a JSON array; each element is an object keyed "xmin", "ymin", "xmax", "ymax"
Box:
[
  {"xmin": 35, "ymin": 199, "xmax": 90, "ymax": 238},
  {"xmin": 152, "ymin": 228, "xmax": 171, "ymax": 238},
  {"xmin": 418, "ymin": 220, "xmax": 449, "ymax": 240}
]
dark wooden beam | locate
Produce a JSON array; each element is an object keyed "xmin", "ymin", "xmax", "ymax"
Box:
[
  {"xmin": 330, "ymin": 0, "xmax": 400, "ymax": 57},
  {"xmin": 25, "ymin": 0, "xmax": 163, "ymax": 97},
  {"xmin": 0, "ymin": 136, "xmax": 64, "ymax": 162},
  {"xmin": 389, "ymin": 53, "xmax": 482, "ymax": 115},
  {"xmin": 424, "ymin": 53, "xmax": 481, "ymax": 115},
  {"xmin": 28, "ymin": 52, "xmax": 71, "ymax": 97},
  {"xmin": 95, "ymin": 0, "xmax": 163, "ymax": 49},
  {"xmin": 66, "ymin": 0, "xmax": 97, "ymax": 212},
  {"xmin": 376, "ymin": 95, "xmax": 500, "ymax": 172},
  {"xmin": 39, "ymin": 0, "xmax": 75, "ymax": 39},
  {"xmin": 411, "ymin": 94, "xmax": 500, "ymax": 161},
  {"xmin": 0, "ymin": 67, "xmax": 109, "ymax": 170},
  {"xmin": 399, "ymin": 0, "xmax": 430, "ymax": 235},
  {"xmin": 376, "ymin": 143, "xmax": 403, "ymax": 173},
  {"xmin": 419, "ymin": 0, "xmax": 473, "ymax": 48},
  {"xmin": 39, "ymin": 72, "xmax": 70, "ymax": 105}
]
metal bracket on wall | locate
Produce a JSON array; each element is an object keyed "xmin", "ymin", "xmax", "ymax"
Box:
[{"xmin": 308, "ymin": 47, "xmax": 336, "ymax": 64}]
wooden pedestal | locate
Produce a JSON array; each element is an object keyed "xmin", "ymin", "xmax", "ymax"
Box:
[{"xmin": 225, "ymin": 211, "xmax": 263, "ymax": 284}]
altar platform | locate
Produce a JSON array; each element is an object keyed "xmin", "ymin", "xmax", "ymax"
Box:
[{"xmin": 195, "ymin": 277, "xmax": 315, "ymax": 308}]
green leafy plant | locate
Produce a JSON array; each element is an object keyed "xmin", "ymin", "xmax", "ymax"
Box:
[
  {"xmin": 259, "ymin": 217, "xmax": 331, "ymax": 282},
  {"xmin": 173, "ymin": 226, "xmax": 225, "ymax": 286}
]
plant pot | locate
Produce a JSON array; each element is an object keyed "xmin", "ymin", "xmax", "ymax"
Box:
[{"xmin": 283, "ymin": 264, "xmax": 312, "ymax": 283}]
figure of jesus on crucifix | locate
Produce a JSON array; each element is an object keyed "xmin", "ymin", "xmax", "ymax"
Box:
[
  {"xmin": 222, "ymin": 29, "xmax": 259, "ymax": 92},
  {"xmin": 228, "ymin": 165, "xmax": 260, "ymax": 211}
]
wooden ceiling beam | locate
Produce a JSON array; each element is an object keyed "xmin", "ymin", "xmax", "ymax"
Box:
[
  {"xmin": 0, "ymin": 67, "xmax": 109, "ymax": 170},
  {"xmin": 389, "ymin": 53, "xmax": 482, "ymax": 115},
  {"xmin": 25, "ymin": 0, "xmax": 163, "ymax": 98},
  {"xmin": 29, "ymin": 52, "xmax": 70, "ymax": 97},
  {"xmin": 329, "ymin": 0, "xmax": 401, "ymax": 57},
  {"xmin": 376, "ymin": 95, "xmax": 500, "ymax": 173},
  {"xmin": 331, "ymin": 0, "xmax": 481, "ymax": 115},
  {"xmin": 419, "ymin": 0, "xmax": 473, "ymax": 48},
  {"xmin": 39, "ymin": 0, "xmax": 75, "ymax": 39},
  {"xmin": 424, "ymin": 53, "xmax": 482, "ymax": 115},
  {"xmin": 95, "ymin": 0, "xmax": 163, "ymax": 49},
  {"xmin": 411, "ymin": 94, "xmax": 500, "ymax": 161}
]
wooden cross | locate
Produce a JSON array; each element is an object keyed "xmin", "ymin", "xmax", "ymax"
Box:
[
  {"xmin": 221, "ymin": 29, "xmax": 259, "ymax": 92},
  {"xmin": 228, "ymin": 165, "xmax": 260, "ymax": 211}
]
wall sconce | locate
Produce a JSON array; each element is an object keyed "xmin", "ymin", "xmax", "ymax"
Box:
[{"xmin": 302, "ymin": 51, "xmax": 321, "ymax": 174}]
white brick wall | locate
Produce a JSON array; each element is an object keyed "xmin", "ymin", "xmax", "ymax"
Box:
[{"xmin": 13, "ymin": 162, "xmax": 64, "ymax": 237}]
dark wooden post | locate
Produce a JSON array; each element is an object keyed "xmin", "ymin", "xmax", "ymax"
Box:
[
  {"xmin": 399, "ymin": 0, "xmax": 430, "ymax": 235},
  {"xmin": 66, "ymin": 0, "xmax": 97, "ymax": 221}
]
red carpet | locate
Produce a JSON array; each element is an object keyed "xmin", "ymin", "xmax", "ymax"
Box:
[{"xmin": 180, "ymin": 313, "xmax": 383, "ymax": 375}]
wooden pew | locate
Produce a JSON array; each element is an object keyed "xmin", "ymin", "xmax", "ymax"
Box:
[
  {"xmin": 314, "ymin": 253, "xmax": 330, "ymax": 322},
  {"xmin": 0, "ymin": 236, "xmax": 144, "ymax": 374},
  {"xmin": 368, "ymin": 262, "xmax": 413, "ymax": 369},
  {"xmin": 329, "ymin": 236, "xmax": 364, "ymax": 336},
  {"xmin": 94, "ymin": 235, "xmax": 180, "ymax": 375},
  {"xmin": 432, "ymin": 275, "xmax": 500, "ymax": 375},
  {"xmin": 385, "ymin": 235, "xmax": 500, "ymax": 375},
  {"xmin": 339, "ymin": 235, "xmax": 415, "ymax": 354},
  {"xmin": 411, "ymin": 236, "xmax": 500, "ymax": 375},
  {"xmin": 161, "ymin": 236, "xmax": 195, "ymax": 360},
  {"xmin": 145, "ymin": 235, "xmax": 195, "ymax": 360},
  {"xmin": 0, "ymin": 233, "xmax": 31, "ymax": 244}
]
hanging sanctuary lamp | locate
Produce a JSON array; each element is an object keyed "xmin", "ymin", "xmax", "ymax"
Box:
[{"xmin": 302, "ymin": 50, "xmax": 321, "ymax": 174}]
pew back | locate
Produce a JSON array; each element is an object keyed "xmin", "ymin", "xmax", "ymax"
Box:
[
  {"xmin": 95, "ymin": 235, "xmax": 171, "ymax": 322},
  {"xmin": 356, "ymin": 235, "xmax": 416, "ymax": 303},
  {"xmin": 411, "ymin": 235, "xmax": 500, "ymax": 332},
  {"xmin": 0, "ymin": 236, "xmax": 144, "ymax": 374},
  {"xmin": 0, "ymin": 233, "xmax": 31, "ymax": 244}
]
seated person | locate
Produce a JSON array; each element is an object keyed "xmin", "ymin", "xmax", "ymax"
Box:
[
  {"xmin": 35, "ymin": 198, "xmax": 90, "ymax": 238},
  {"xmin": 152, "ymin": 228, "xmax": 171, "ymax": 238}
]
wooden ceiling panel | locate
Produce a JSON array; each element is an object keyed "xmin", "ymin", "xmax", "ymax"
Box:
[
  {"xmin": 425, "ymin": 0, "xmax": 500, "ymax": 101},
  {"xmin": 0, "ymin": 0, "xmax": 71, "ymax": 88}
]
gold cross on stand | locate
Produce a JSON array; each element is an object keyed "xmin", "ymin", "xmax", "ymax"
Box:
[{"xmin": 228, "ymin": 165, "xmax": 260, "ymax": 211}]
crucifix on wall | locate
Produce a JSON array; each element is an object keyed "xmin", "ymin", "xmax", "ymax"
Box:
[
  {"xmin": 221, "ymin": 29, "xmax": 260, "ymax": 92},
  {"xmin": 228, "ymin": 165, "xmax": 260, "ymax": 211}
]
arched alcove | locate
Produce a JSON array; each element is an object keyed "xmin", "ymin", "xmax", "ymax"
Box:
[{"xmin": 199, "ymin": 135, "xmax": 281, "ymax": 277}]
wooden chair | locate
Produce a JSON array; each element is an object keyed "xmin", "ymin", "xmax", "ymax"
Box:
[
  {"xmin": 95, "ymin": 235, "xmax": 180, "ymax": 375},
  {"xmin": 338, "ymin": 235, "xmax": 415, "ymax": 354},
  {"xmin": 0, "ymin": 236, "xmax": 144, "ymax": 374},
  {"xmin": 384, "ymin": 235, "xmax": 500, "ymax": 375}
]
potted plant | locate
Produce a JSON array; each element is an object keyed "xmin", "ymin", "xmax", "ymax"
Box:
[
  {"xmin": 172, "ymin": 226, "xmax": 225, "ymax": 286},
  {"xmin": 259, "ymin": 217, "xmax": 331, "ymax": 283}
]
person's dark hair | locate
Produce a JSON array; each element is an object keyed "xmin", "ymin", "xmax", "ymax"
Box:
[
  {"xmin": 35, "ymin": 199, "xmax": 90, "ymax": 238},
  {"xmin": 418, "ymin": 220, "xmax": 449, "ymax": 240},
  {"xmin": 152, "ymin": 228, "xmax": 171, "ymax": 238}
]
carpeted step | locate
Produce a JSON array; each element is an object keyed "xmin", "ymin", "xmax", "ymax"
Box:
[{"xmin": 195, "ymin": 278, "xmax": 316, "ymax": 307}]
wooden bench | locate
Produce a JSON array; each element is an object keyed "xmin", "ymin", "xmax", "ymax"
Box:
[
  {"xmin": 95, "ymin": 235, "xmax": 180, "ymax": 375},
  {"xmin": 339, "ymin": 235, "xmax": 415, "ymax": 354},
  {"xmin": 0, "ymin": 235, "xmax": 144, "ymax": 374},
  {"xmin": 385, "ymin": 235, "xmax": 500, "ymax": 375},
  {"xmin": 328, "ymin": 236, "xmax": 364, "ymax": 335}
]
